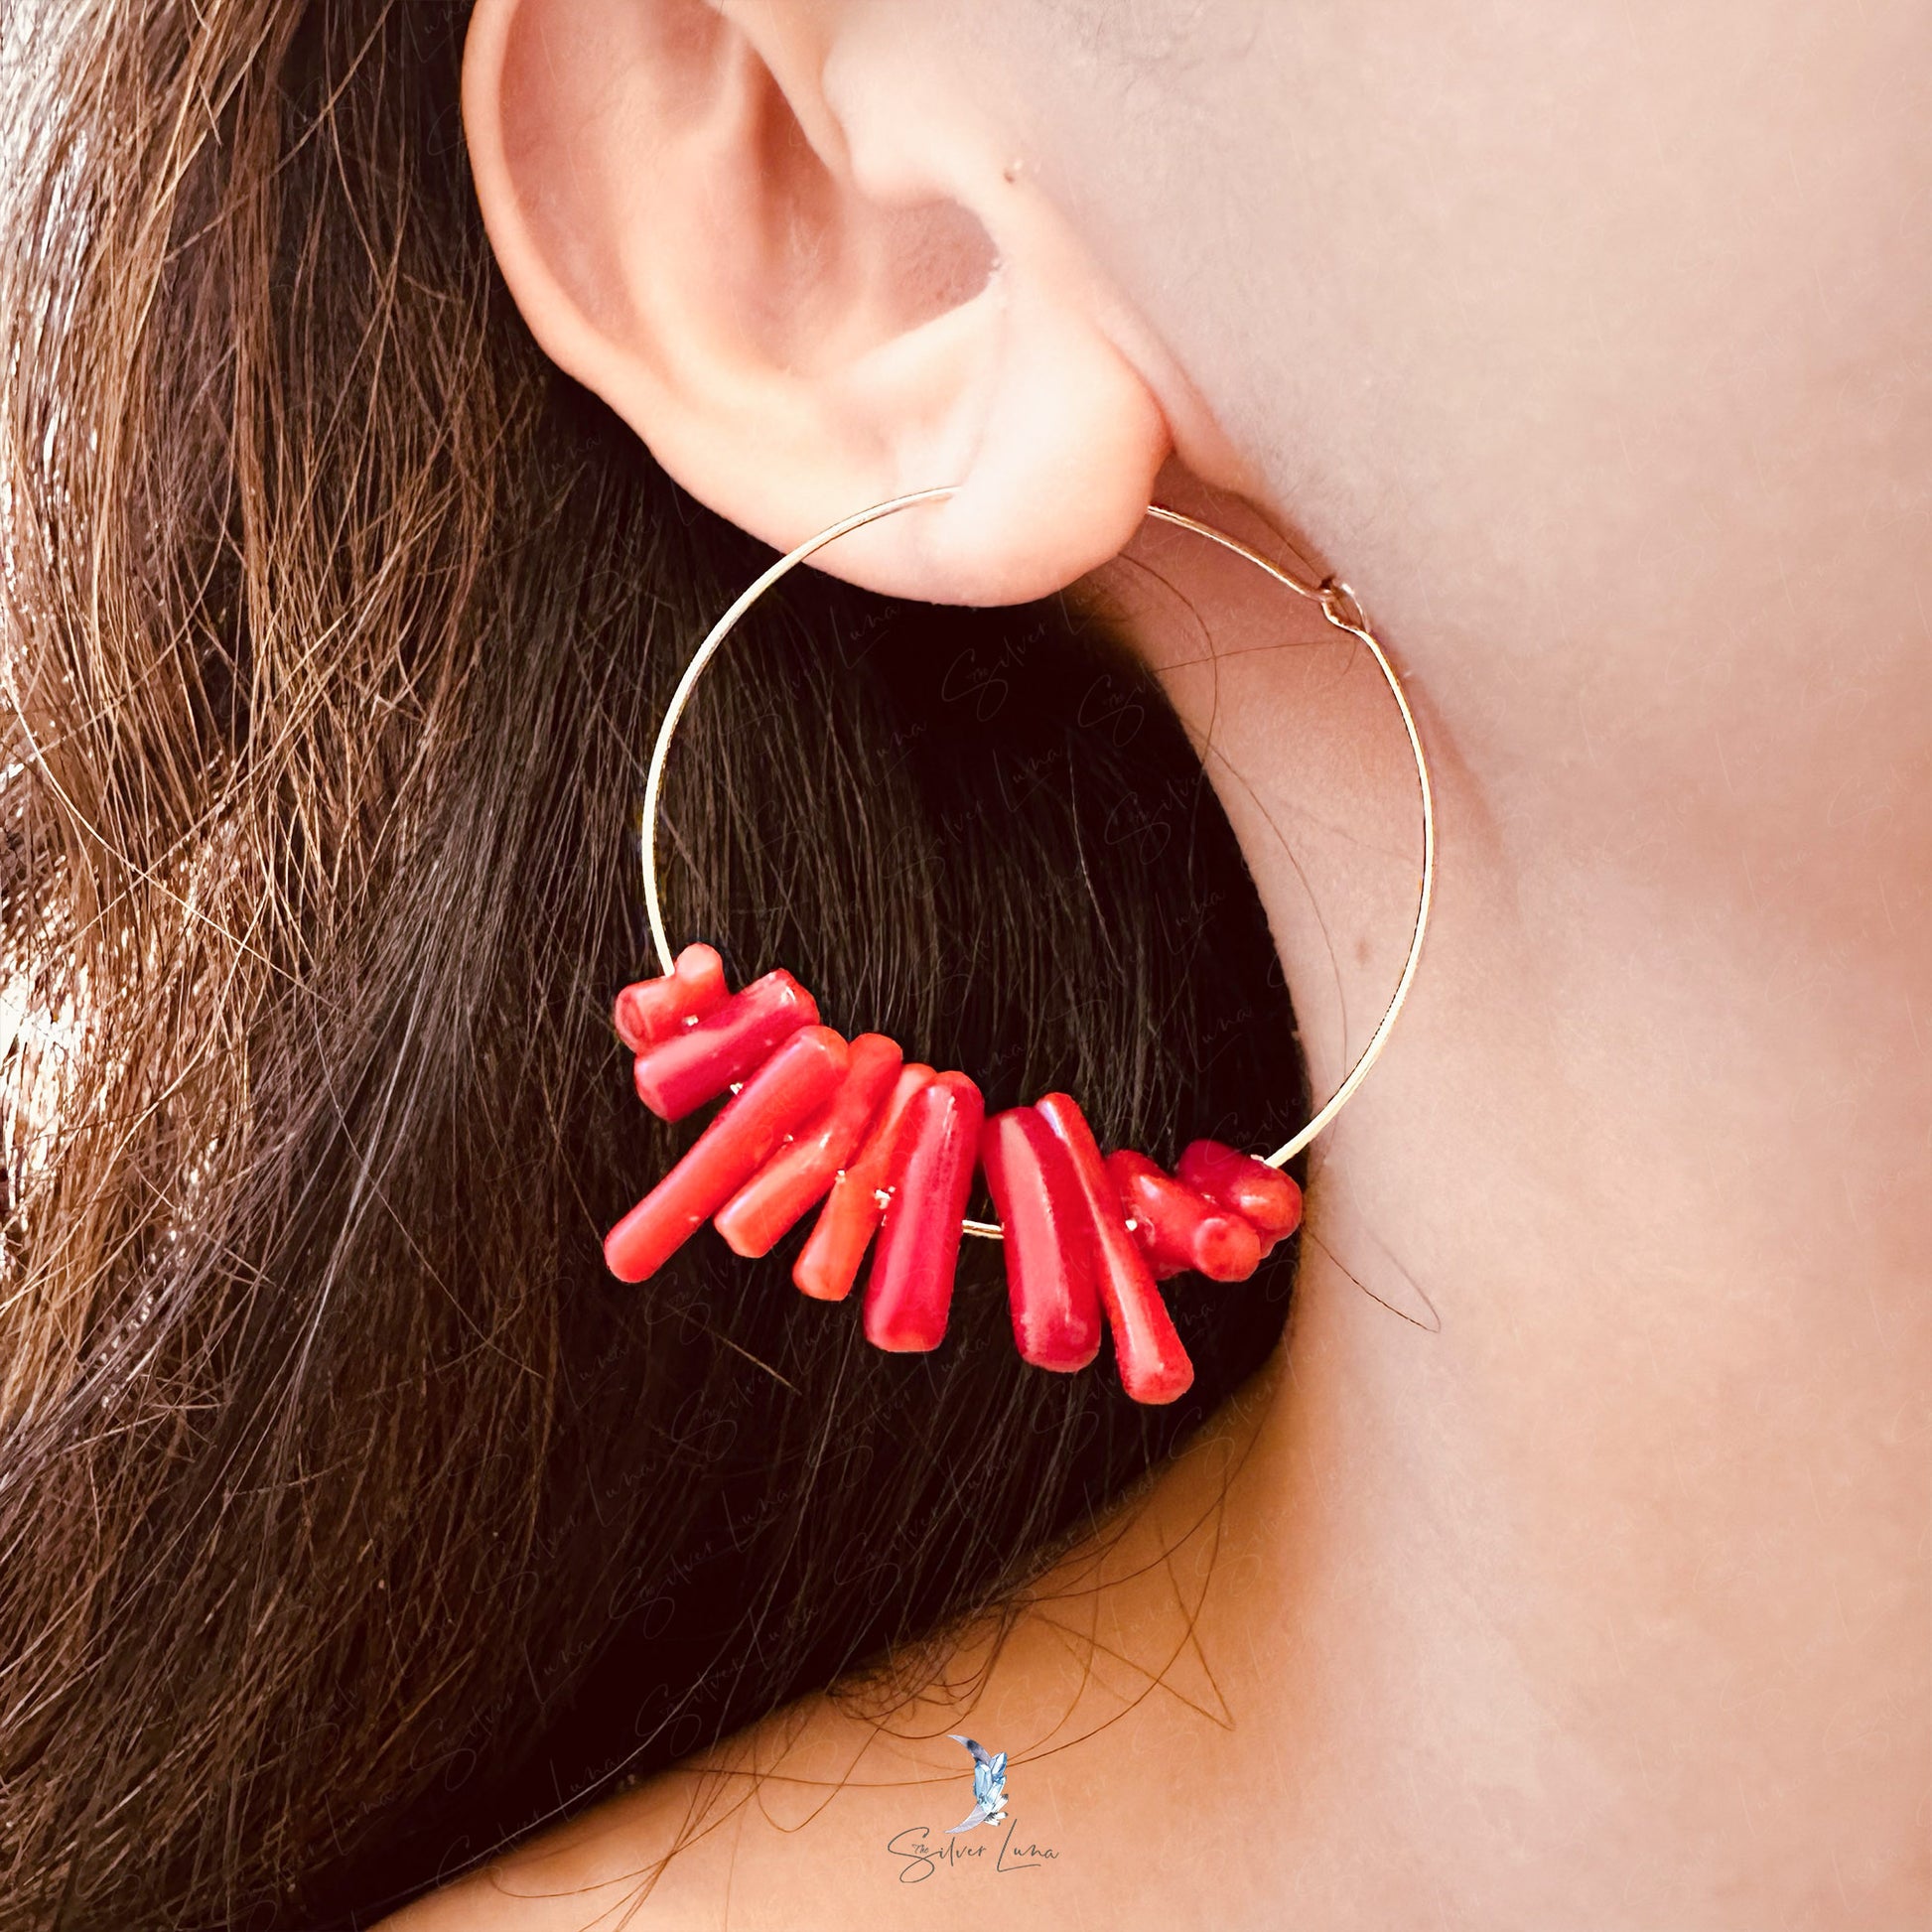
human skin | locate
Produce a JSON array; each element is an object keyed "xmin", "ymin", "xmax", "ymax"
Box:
[{"xmin": 391, "ymin": 2, "xmax": 1932, "ymax": 1926}]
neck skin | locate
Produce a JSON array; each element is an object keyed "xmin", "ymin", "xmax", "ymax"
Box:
[
  {"xmin": 392, "ymin": 449, "xmax": 1929, "ymax": 1932},
  {"xmin": 1081, "ymin": 459, "xmax": 1932, "ymax": 1925}
]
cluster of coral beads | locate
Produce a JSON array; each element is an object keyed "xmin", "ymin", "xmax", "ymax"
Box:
[{"xmin": 602, "ymin": 944, "xmax": 1303, "ymax": 1407}]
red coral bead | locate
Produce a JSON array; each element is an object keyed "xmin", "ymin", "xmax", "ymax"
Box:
[
  {"xmin": 604, "ymin": 1026, "xmax": 849, "ymax": 1283},
  {"xmin": 1175, "ymin": 1138, "xmax": 1303, "ymax": 1255},
  {"xmin": 613, "ymin": 942, "xmax": 728, "ymax": 1052},
  {"xmin": 713, "ymin": 1034, "xmax": 904, "ymax": 1258},
  {"xmin": 631, "ymin": 969, "xmax": 818, "ymax": 1121},
  {"xmin": 1105, "ymin": 1149, "xmax": 1262, "ymax": 1283},
  {"xmin": 792, "ymin": 1062, "xmax": 935, "ymax": 1302},
  {"xmin": 1035, "ymin": 1094, "xmax": 1193, "ymax": 1404},
  {"xmin": 980, "ymin": 1107, "xmax": 1104, "ymax": 1373},
  {"xmin": 862, "ymin": 1071, "xmax": 984, "ymax": 1352}
]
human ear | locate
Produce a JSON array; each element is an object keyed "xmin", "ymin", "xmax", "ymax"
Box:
[{"xmin": 462, "ymin": 0, "xmax": 1172, "ymax": 605}]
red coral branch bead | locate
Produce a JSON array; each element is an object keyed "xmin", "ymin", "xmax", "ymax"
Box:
[
  {"xmin": 792, "ymin": 1062, "xmax": 935, "ymax": 1302},
  {"xmin": 630, "ymin": 968, "xmax": 818, "ymax": 1121},
  {"xmin": 1035, "ymin": 1093, "xmax": 1193, "ymax": 1405},
  {"xmin": 1105, "ymin": 1149, "xmax": 1262, "ymax": 1283},
  {"xmin": 603, "ymin": 952, "xmax": 1282, "ymax": 1406},
  {"xmin": 862, "ymin": 1071, "xmax": 984, "ymax": 1352},
  {"xmin": 713, "ymin": 1034, "xmax": 904, "ymax": 1258},
  {"xmin": 604, "ymin": 1026, "xmax": 849, "ymax": 1283},
  {"xmin": 1175, "ymin": 1138, "xmax": 1303, "ymax": 1257},
  {"xmin": 613, "ymin": 942, "xmax": 728, "ymax": 1051},
  {"xmin": 980, "ymin": 1106, "xmax": 1104, "ymax": 1373}
]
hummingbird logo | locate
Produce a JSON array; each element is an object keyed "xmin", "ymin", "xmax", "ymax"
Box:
[{"xmin": 944, "ymin": 1734, "xmax": 1010, "ymax": 1834}]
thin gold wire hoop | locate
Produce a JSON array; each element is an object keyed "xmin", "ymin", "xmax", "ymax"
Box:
[{"xmin": 639, "ymin": 484, "xmax": 1436, "ymax": 1239}]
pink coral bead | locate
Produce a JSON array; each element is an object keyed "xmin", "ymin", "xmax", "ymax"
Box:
[
  {"xmin": 713, "ymin": 1034, "xmax": 904, "ymax": 1258},
  {"xmin": 604, "ymin": 1026, "xmax": 849, "ymax": 1283},
  {"xmin": 613, "ymin": 942, "xmax": 728, "ymax": 1051},
  {"xmin": 792, "ymin": 1062, "xmax": 936, "ymax": 1303},
  {"xmin": 630, "ymin": 969, "xmax": 818, "ymax": 1121},
  {"xmin": 862, "ymin": 1071, "xmax": 984, "ymax": 1352},
  {"xmin": 1105, "ymin": 1149, "xmax": 1261, "ymax": 1283},
  {"xmin": 1035, "ymin": 1094, "xmax": 1193, "ymax": 1405},
  {"xmin": 980, "ymin": 1106, "xmax": 1104, "ymax": 1373},
  {"xmin": 1175, "ymin": 1138, "xmax": 1303, "ymax": 1258}
]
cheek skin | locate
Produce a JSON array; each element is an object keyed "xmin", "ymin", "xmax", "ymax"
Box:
[{"xmin": 888, "ymin": 1, "xmax": 1932, "ymax": 834}]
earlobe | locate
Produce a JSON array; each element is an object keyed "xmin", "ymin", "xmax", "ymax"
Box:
[{"xmin": 462, "ymin": 0, "xmax": 1172, "ymax": 604}]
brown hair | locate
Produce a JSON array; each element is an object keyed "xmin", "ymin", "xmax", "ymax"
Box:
[{"xmin": 0, "ymin": 3, "xmax": 1300, "ymax": 1924}]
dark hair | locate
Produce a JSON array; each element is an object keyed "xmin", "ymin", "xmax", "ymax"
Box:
[{"xmin": 0, "ymin": 3, "xmax": 1301, "ymax": 1925}]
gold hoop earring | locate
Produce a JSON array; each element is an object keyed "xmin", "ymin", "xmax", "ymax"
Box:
[{"xmin": 602, "ymin": 488, "xmax": 1434, "ymax": 1404}]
